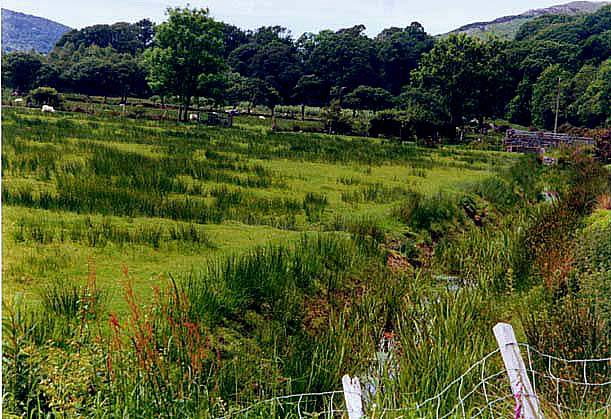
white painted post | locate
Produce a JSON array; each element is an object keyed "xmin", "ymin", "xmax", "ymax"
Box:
[
  {"xmin": 342, "ymin": 374, "xmax": 364, "ymax": 419},
  {"xmin": 493, "ymin": 323, "xmax": 542, "ymax": 419}
]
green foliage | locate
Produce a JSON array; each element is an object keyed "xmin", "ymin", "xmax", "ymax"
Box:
[
  {"xmin": 292, "ymin": 74, "xmax": 327, "ymax": 112},
  {"xmin": 2, "ymin": 51, "xmax": 43, "ymax": 92},
  {"xmin": 572, "ymin": 59, "xmax": 611, "ymax": 127},
  {"xmin": 375, "ymin": 22, "xmax": 434, "ymax": 94},
  {"xmin": 55, "ymin": 20, "xmax": 154, "ymax": 55},
  {"xmin": 30, "ymin": 86, "xmax": 60, "ymax": 107},
  {"xmin": 144, "ymin": 7, "xmax": 225, "ymax": 118},
  {"xmin": 301, "ymin": 25, "xmax": 379, "ymax": 94},
  {"xmin": 320, "ymin": 99, "xmax": 352, "ymax": 134},
  {"xmin": 343, "ymin": 85, "xmax": 394, "ymax": 112},
  {"xmin": 394, "ymin": 191, "xmax": 466, "ymax": 238},
  {"xmin": 228, "ymin": 27, "xmax": 302, "ymax": 104},
  {"xmin": 412, "ymin": 35, "xmax": 508, "ymax": 128},
  {"xmin": 530, "ymin": 64, "xmax": 573, "ymax": 129}
]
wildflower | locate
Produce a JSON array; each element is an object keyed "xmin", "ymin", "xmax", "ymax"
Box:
[{"xmin": 109, "ymin": 313, "xmax": 121, "ymax": 330}]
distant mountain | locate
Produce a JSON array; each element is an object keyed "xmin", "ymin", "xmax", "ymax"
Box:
[
  {"xmin": 445, "ymin": 1, "xmax": 610, "ymax": 40},
  {"xmin": 2, "ymin": 8, "xmax": 71, "ymax": 53}
]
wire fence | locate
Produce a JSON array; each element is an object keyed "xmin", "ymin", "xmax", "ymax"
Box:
[{"xmin": 214, "ymin": 325, "xmax": 611, "ymax": 419}]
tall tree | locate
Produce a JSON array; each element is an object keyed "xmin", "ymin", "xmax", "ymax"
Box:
[
  {"xmin": 530, "ymin": 64, "xmax": 573, "ymax": 130},
  {"xmin": 304, "ymin": 25, "xmax": 379, "ymax": 96},
  {"xmin": 228, "ymin": 26, "xmax": 302, "ymax": 104},
  {"xmin": 375, "ymin": 22, "xmax": 434, "ymax": 95},
  {"xmin": 292, "ymin": 74, "xmax": 326, "ymax": 120},
  {"xmin": 411, "ymin": 34, "xmax": 504, "ymax": 132},
  {"xmin": 343, "ymin": 85, "xmax": 394, "ymax": 113},
  {"xmin": 144, "ymin": 7, "xmax": 225, "ymax": 121},
  {"xmin": 2, "ymin": 52, "xmax": 43, "ymax": 92},
  {"xmin": 56, "ymin": 22, "xmax": 151, "ymax": 55},
  {"xmin": 218, "ymin": 23, "xmax": 250, "ymax": 57},
  {"xmin": 572, "ymin": 59, "xmax": 611, "ymax": 127}
]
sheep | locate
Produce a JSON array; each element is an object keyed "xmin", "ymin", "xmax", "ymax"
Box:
[
  {"xmin": 41, "ymin": 105, "xmax": 55, "ymax": 112},
  {"xmin": 258, "ymin": 115, "xmax": 266, "ymax": 120},
  {"xmin": 189, "ymin": 113, "xmax": 199, "ymax": 121},
  {"xmin": 14, "ymin": 98, "xmax": 23, "ymax": 103}
]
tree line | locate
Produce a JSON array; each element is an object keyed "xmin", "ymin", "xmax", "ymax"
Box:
[{"xmin": 3, "ymin": 5, "xmax": 611, "ymax": 136}]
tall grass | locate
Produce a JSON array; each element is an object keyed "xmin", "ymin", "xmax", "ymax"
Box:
[{"xmin": 13, "ymin": 214, "xmax": 214, "ymax": 249}]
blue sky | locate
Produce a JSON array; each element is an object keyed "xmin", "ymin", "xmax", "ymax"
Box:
[{"xmin": 3, "ymin": 0, "xmax": 575, "ymax": 36}]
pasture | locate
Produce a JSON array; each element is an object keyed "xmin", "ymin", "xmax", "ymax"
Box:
[
  {"xmin": 3, "ymin": 106, "xmax": 609, "ymax": 419},
  {"xmin": 2, "ymin": 107, "xmax": 507, "ymax": 312}
]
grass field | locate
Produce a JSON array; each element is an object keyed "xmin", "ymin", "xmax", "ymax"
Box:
[
  {"xmin": 2, "ymin": 107, "xmax": 510, "ymax": 313},
  {"xmin": 3, "ymin": 105, "xmax": 609, "ymax": 418}
]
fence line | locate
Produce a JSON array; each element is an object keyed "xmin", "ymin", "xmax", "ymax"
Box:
[{"xmin": 215, "ymin": 323, "xmax": 611, "ymax": 419}]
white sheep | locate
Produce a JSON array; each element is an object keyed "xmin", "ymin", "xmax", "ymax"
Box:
[
  {"xmin": 189, "ymin": 113, "xmax": 199, "ymax": 121},
  {"xmin": 258, "ymin": 115, "xmax": 266, "ymax": 120},
  {"xmin": 41, "ymin": 105, "xmax": 55, "ymax": 112},
  {"xmin": 14, "ymin": 98, "xmax": 23, "ymax": 103}
]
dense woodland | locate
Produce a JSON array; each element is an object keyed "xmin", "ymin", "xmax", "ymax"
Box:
[{"xmin": 3, "ymin": 5, "xmax": 611, "ymax": 135}]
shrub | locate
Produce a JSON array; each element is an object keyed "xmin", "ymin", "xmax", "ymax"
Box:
[
  {"xmin": 395, "ymin": 192, "xmax": 465, "ymax": 239},
  {"xmin": 369, "ymin": 110, "xmax": 412, "ymax": 141},
  {"xmin": 30, "ymin": 87, "xmax": 61, "ymax": 108}
]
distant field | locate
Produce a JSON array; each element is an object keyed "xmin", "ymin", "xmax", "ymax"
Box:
[{"xmin": 2, "ymin": 107, "xmax": 512, "ymax": 312}]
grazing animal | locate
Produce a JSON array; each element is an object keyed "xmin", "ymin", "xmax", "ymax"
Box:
[
  {"xmin": 41, "ymin": 105, "xmax": 55, "ymax": 112},
  {"xmin": 189, "ymin": 113, "xmax": 199, "ymax": 121},
  {"xmin": 258, "ymin": 115, "xmax": 266, "ymax": 120},
  {"xmin": 14, "ymin": 98, "xmax": 23, "ymax": 103}
]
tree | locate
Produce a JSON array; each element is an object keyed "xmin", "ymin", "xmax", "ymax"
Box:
[
  {"xmin": 2, "ymin": 52, "xmax": 43, "ymax": 92},
  {"xmin": 30, "ymin": 87, "xmax": 61, "ymax": 107},
  {"xmin": 292, "ymin": 74, "xmax": 326, "ymax": 120},
  {"xmin": 225, "ymin": 75, "xmax": 280, "ymax": 126},
  {"xmin": 65, "ymin": 56, "xmax": 117, "ymax": 99},
  {"xmin": 573, "ymin": 59, "xmax": 611, "ymax": 127},
  {"xmin": 321, "ymin": 99, "xmax": 352, "ymax": 134},
  {"xmin": 228, "ymin": 26, "xmax": 302, "ymax": 104},
  {"xmin": 530, "ymin": 64, "xmax": 573, "ymax": 130},
  {"xmin": 304, "ymin": 25, "xmax": 379, "ymax": 96},
  {"xmin": 411, "ymin": 34, "xmax": 505, "ymax": 132},
  {"xmin": 55, "ymin": 21, "xmax": 153, "ymax": 55},
  {"xmin": 343, "ymin": 85, "xmax": 394, "ymax": 113},
  {"xmin": 144, "ymin": 7, "xmax": 225, "ymax": 121},
  {"xmin": 566, "ymin": 64, "xmax": 598, "ymax": 124},
  {"xmin": 114, "ymin": 55, "xmax": 149, "ymax": 102},
  {"xmin": 397, "ymin": 87, "xmax": 451, "ymax": 139},
  {"xmin": 134, "ymin": 19, "xmax": 155, "ymax": 49},
  {"xmin": 375, "ymin": 22, "xmax": 434, "ymax": 94},
  {"xmin": 506, "ymin": 76, "xmax": 534, "ymax": 126},
  {"xmin": 581, "ymin": 31, "xmax": 611, "ymax": 65},
  {"xmin": 218, "ymin": 23, "xmax": 250, "ymax": 57}
]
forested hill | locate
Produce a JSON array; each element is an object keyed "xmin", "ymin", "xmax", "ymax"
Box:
[
  {"xmin": 446, "ymin": 1, "xmax": 610, "ymax": 40},
  {"xmin": 2, "ymin": 9, "xmax": 71, "ymax": 53}
]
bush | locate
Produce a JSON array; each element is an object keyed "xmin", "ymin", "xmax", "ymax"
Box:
[
  {"xmin": 369, "ymin": 110, "xmax": 412, "ymax": 141},
  {"xmin": 395, "ymin": 191, "xmax": 465, "ymax": 239},
  {"xmin": 30, "ymin": 87, "xmax": 61, "ymax": 108}
]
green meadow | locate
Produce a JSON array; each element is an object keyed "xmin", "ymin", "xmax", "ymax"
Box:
[
  {"xmin": 2, "ymin": 107, "xmax": 507, "ymax": 312},
  {"xmin": 3, "ymin": 107, "xmax": 609, "ymax": 418}
]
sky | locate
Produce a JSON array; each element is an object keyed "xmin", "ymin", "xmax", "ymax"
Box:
[{"xmin": 2, "ymin": 0, "xmax": 577, "ymax": 36}]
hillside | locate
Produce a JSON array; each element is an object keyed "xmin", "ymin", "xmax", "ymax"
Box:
[
  {"xmin": 445, "ymin": 1, "xmax": 610, "ymax": 39},
  {"xmin": 1, "ymin": 8, "xmax": 71, "ymax": 53}
]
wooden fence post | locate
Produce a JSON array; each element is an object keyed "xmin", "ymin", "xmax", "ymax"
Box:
[
  {"xmin": 342, "ymin": 374, "xmax": 364, "ymax": 419},
  {"xmin": 494, "ymin": 323, "xmax": 543, "ymax": 419}
]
